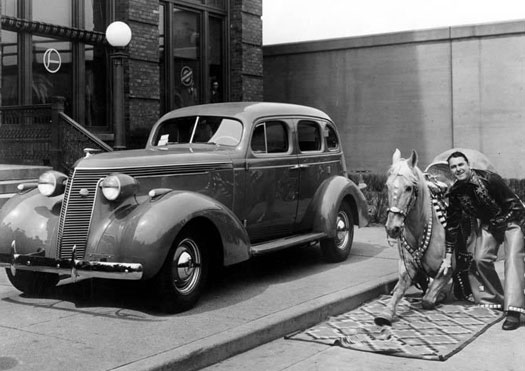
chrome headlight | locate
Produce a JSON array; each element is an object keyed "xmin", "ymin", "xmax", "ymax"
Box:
[
  {"xmin": 101, "ymin": 173, "xmax": 138, "ymax": 202},
  {"xmin": 38, "ymin": 171, "xmax": 67, "ymax": 197}
]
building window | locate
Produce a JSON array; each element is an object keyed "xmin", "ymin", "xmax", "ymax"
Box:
[
  {"xmin": 179, "ymin": 0, "xmax": 225, "ymax": 9},
  {"xmin": 172, "ymin": 7, "xmax": 200, "ymax": 109},
  {"xmin": 1, "ymin": 0, "xmax": 110, "ymax": 127},
  {"xmin": 208, "ymin": 16, "xmax": 223, "ymax": 103},
  {"xmin": 32, "ymin": 36, "xmax": 72, "ymax": 109},
  {"xmin": 1, "ymin": 30, "xmax": 18, "ymax": 106},
  {"xmin": 32, "ymin": 0, "xmax": 72, "ymax": 26},
  {"xmin": 2, "ymin": 0, "xmax": 17, "ymax": 17},
  {"xmin": 84, "ymin": 0, "xmax": 107, "ymax": 32},
  {"xmin": 85, "ymin": 42, "xmax": 107, "ymax": 126},
  {"xmin": 160, "ymin": 0, "xmax": 227, "ymax": 113}
]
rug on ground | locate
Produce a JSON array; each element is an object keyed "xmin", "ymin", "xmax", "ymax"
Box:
[{"xmin": 286, "ymin": 294, "xmax": 503, "ymax": 361}]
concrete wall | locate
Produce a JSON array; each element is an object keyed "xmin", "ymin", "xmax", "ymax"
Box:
[{"xmin": 264, "ymin": 20, "xmax": 525, "ymax": 178}]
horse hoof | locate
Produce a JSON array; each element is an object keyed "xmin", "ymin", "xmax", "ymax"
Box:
[
  {"xmin": 422, "ymin": 300, "xmax": 435, "ymax": 310},
  {"xmin": 374, "ymin": 317, "xmax": 392, "ymax": 326}
]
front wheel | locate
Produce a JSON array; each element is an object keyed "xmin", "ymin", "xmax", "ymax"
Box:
[
  {"xmin": 320, "ymin": 201, "xmax": 354, "ymax": 262},
  {"xmin": 6, "ymin": 269, "xmax": 59, "ymax": 295},
  {"xmin": 154, "ymin": 228, "xmax": 209, "ymax": 313}
]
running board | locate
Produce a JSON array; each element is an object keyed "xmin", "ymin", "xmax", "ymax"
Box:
[{"xmin": 250, "ymin": 232, "xmax": 327, "ymax": 256}]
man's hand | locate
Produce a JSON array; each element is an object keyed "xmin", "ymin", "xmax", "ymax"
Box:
[{"xmin": 438, "ymin": 252, "xmax": 452, "ymax": 276}]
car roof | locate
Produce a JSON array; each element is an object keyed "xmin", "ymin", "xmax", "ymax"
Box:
[{"xmin": 157, "ymin": 102, "xmax": 332, "ymax": 123}]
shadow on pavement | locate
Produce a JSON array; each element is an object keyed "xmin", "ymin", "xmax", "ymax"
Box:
[{"xmin": 0, "ymin": 239, "xmax": 390, "ymax": 318}]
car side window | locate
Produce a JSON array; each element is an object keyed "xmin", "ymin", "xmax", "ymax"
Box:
[
  {"xmin": 251, "ymin": 121, "xmax": 289, "ymax": 154},
  {"xmin": 298, "ymin": 120, "xmax": 321, "ymax": 152},
  {"xmin": 325, "ymin": 124, "xmax": 339, "ymax": 151}
]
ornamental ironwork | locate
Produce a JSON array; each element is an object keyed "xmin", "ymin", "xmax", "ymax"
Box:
[{"xmin": 1, "ymin": 15, "xmax": 106, "ymax": 45}]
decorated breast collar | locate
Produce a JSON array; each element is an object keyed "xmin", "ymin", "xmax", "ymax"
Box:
[{"xmin": 399, "ymin": 189, "xmax": 433, "ymax": 269}]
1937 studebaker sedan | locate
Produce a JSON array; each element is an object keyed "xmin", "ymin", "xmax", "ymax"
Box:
[{"xmin": 0, "ymin": 102, "xmax": 369, "ymax": 312}]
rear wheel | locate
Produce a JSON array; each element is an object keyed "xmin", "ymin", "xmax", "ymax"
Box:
[
  {"xmin": 320, "ymin": 201, "xmax": 354, "ymax": 262},
  {"xmin": 6, "ymin": 269, "xmax": 59, "ymax": 295},
  {"xmin": 154, "ymin": 227, "xmax": 209, "ymax": 313}
]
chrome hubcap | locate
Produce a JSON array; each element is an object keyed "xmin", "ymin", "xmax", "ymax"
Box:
[
  {"xmin": 172, "ymin": 238, "xmax": 201, "ymax": 294},
  {"xmin": 335, "ymin": 211, "xmax": 350, "ymax": 250}
]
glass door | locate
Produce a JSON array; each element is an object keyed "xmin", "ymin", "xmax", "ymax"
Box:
[{"xmin": 172, "ymin": 7, "xmax": 201, "ymax": 109}]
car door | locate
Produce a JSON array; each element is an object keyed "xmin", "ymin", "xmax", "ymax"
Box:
[
  {"xmin": 245, "ymin": 119, "xmax": 299, "ymax": 242},
  {"xmin": 294, "ymin": 119, "xmax": 345, "ymax": 231}
]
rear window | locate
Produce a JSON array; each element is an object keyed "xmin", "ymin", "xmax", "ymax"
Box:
[
  {"xmin": 325, "ymin": 124, "xmax": 339, "ymax": 151},
  {"xmin": 298, "ymin": 120, "xmax": 321, "ymax": 152}
]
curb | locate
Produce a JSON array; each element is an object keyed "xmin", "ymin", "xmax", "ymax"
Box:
[{"xmin": 113, "ymin": 273, "xmax": 399, "ymax": 371}]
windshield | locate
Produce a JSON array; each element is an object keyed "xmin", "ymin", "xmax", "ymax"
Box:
[{"xmin": 153, "ymin": 116, "xmax": 243, "ymax": 147}]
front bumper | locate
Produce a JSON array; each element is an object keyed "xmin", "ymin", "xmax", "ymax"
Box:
[{"xmin": 0, "ymin": 241, "xmax": 143, "ymax": 286}]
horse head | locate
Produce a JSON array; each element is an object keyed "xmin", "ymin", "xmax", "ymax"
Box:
[{"xmin": 385, "ymin": 149, "xmax": 422, "ymax": 239}]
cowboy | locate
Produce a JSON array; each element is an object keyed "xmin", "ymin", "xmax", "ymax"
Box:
[{"xmin": 439, "ymin": 151, "xmax": 525, "ymax": 330}]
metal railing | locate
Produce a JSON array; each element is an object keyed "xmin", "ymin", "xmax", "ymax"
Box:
[{"xmin": 0, "ymin": 97, "xmax": 113, "ymax": 173}]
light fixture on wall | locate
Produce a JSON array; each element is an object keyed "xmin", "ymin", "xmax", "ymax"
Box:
[{"xmin": 106, "ymin": 21, "xmax": 132, "ymax": 150}]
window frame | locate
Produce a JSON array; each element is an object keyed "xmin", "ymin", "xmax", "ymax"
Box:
[
  {"xmin": 324, "ymin": 122, "xmax": 341, "ymax": 152},
  {"xmin": 0, "ymin": 0, "xmax": 112, "ymax": 130},
  {"xmin": 160, "ymin": 0, "xmax": 229, "ymax": 113},
  {"xmin": 250, "ymin": 119, "xmax": 292, "ymax": 156},
  {"xmin": 297, "ymin": 119, "xmax": 323, "ymax": 153}
]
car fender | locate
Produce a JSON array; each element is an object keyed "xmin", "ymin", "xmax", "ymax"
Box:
[
  {"xmin": 0, "ymin": 189, "xmax": 62, "ymax": 256},
  {"xmin": 302, "ymin": 176, "xmax": 369, "ymax": 237},
  {"xmin": 92, "ymin": 191, "xmax": 250, "ymax": 279}
]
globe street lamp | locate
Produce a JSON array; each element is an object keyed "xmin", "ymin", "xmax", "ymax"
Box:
[{"xmin": 105, "ymin": 21, "xmax": 132, "ymax": 150}]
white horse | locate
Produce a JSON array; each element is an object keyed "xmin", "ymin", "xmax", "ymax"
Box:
[{"xmin": 374, "ymin": 149, "xmax": 454, "ymax": 326}]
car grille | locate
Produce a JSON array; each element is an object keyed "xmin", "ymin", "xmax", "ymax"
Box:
[
  {"xmin": 56, "ymin": 162, "xmax": 232, "ymax": 259},
  {"xmin": 56, "ymin": 169, "xmax": 107, "ymax": 259}
]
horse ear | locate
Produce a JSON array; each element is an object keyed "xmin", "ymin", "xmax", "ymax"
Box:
[
  {"xmin": 409, "ymin": 150, "xmax": 418, "ymax": 168},
  {"xmin": 392, "ymin": 148, "xmax": 401, "ymax": 164}
]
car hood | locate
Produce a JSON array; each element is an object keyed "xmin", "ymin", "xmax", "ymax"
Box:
[{"xmin": 74, "ymin": 145, "xmax": 235, "ymax": 170}]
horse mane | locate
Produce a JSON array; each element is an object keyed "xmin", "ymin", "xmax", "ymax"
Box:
[{"xmin": 387, "ymin": 159, "xmax": 430, "ymax": 223}]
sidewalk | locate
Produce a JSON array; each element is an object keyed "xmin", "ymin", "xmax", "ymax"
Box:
[
  {"xmin": 116, "ymin": 226, "xmax": 401, "ymax": 371},
  {"xmin": 0, "ymin": 226, "xmax": 401, "ymax": 371},
  {"xmin": 202, "ymin": 242, "xmax": 523, "ymax": 371}
]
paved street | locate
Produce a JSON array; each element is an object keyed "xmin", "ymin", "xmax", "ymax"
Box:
[{"xmin": 0, "ymin": 226, "xmax": 400, "ymax": 371}]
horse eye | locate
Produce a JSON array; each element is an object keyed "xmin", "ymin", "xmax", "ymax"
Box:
[{"xmin": 405, "ymin": 186, "xmax": 412, "ymax": 192}]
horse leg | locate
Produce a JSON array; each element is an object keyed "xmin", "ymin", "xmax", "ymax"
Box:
[
  {"xmin": 422, "ymin": 270, "xmax": 453, "ymax": 309},
  {"xmin": 374, "ymin": 260, "xmax": 416, "ymax": 326}
]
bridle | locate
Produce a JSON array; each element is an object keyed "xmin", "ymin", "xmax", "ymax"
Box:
[
  {"xmin": 386, "ymin": 178, "xmax": 419, "ymax": 219},
  {"xmin": 386, "ymin": 174, "xmax": 434, "ymax": 277}
]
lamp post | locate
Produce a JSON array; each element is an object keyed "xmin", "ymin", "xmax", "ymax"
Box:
[{"xmin": 105, "ymin": 21, "xmax": 132, "ymax": 150}]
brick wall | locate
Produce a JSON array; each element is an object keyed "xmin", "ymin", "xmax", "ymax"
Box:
[
  {"xmin": 123, "ymin": 0, "xmax": 161, "ymax": 149},
  {"xmin": 230, "ymin": 0, "xmax": 263, "ymax": 102}
]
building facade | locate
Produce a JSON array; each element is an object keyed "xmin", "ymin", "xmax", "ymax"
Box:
[
  {"xmin": 264, "ymin": 20, "xmax": 525, "ymax": 179},
  {"xmin": 0, "ymin": 0, "xmax": 263, "ymax": 150}
]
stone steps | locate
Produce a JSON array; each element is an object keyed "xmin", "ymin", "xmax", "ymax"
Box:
[{"xmin": 0, "ymin": 165, "xmax": 52, "ymax": 209}]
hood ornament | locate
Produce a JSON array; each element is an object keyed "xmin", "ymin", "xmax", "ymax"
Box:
[{"xmin": 83, "ymin": 148, "xmax": 102, "ymax": 158}]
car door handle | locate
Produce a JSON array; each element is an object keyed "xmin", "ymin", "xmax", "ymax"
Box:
[{"xmin": 290, "ymin": 164, "xmax": 309, "ymax": 170}]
